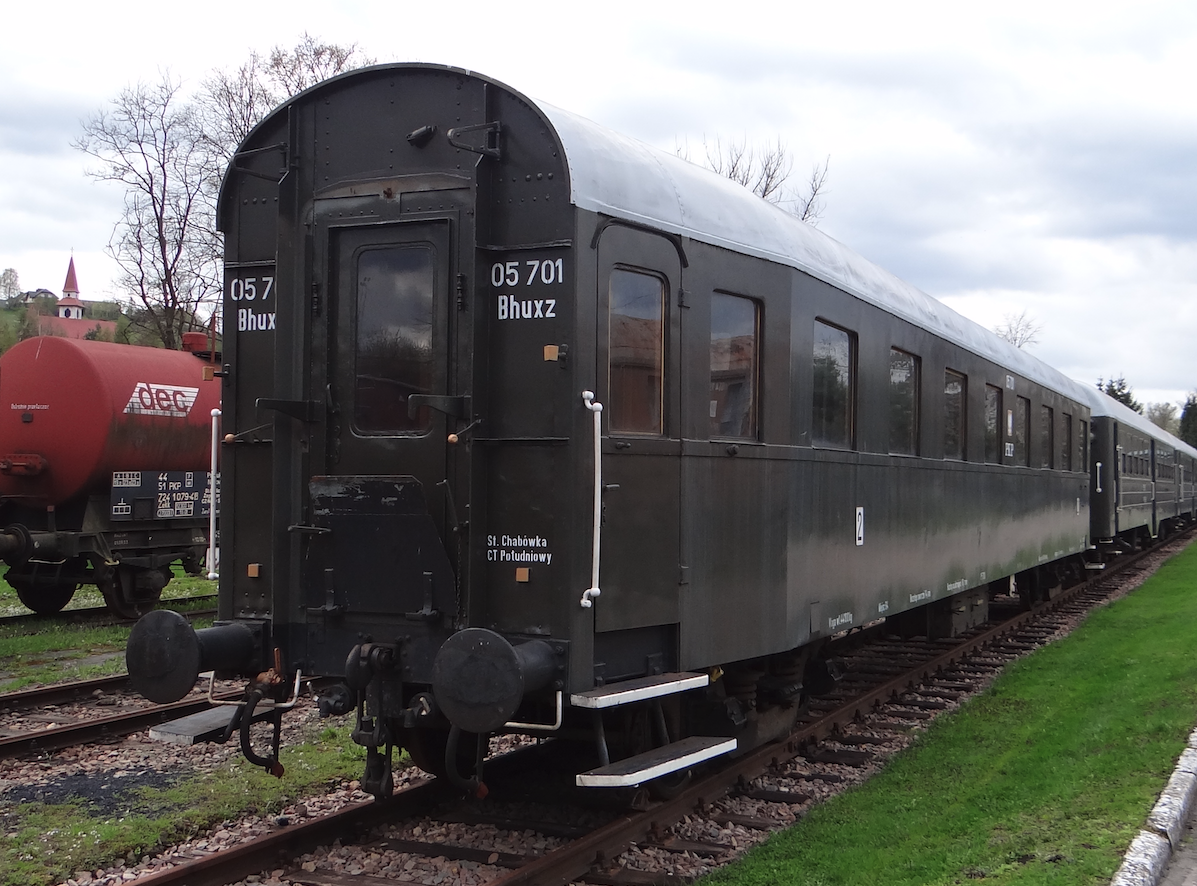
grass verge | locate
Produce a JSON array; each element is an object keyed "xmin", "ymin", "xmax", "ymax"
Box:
[
  {"xmin": 700, "ymin": 543, "xmax": 1197, "ymax": 886},
  {"xmin": 0, "ymin": 720, "xmax": 369, "ymax": 886},
  {"xmin": 0, "ymin": 568, "xmax": 216, "ymax": 690}
]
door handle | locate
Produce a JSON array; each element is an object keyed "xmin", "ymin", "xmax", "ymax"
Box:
[{"xmin": 407, "ymin": 394, "xmax": 471, "ymax": 420}]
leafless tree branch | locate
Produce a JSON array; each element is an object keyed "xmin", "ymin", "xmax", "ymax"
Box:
[{"xmin": 993, "ymin": 309, "xmax": 1043, "ymax": 349}]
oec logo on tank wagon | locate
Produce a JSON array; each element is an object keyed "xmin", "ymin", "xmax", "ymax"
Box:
[{"xmin": 123, "ymin": 383, "xmax": 200, "ymax": 418}]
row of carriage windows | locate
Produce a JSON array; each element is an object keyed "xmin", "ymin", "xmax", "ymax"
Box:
[
  {"xmin": 349, "ymin": 252, "xmax": 1085, "ymax": 474},
  {"xmin": 608, "ymin": 269, "xmax": 1087, "ymax": 471},
  {"xmin": 610, "ymin": 270, "xmax": 762, "ymax": 438}
]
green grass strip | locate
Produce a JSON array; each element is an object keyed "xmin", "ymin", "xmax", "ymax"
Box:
[
  {"xmin": 700, "ymin": 543, "xmax": 1197, "ymax": 886},
  {"xmin": 0, "ymin": 722, "xmax": 370, "ymax": 886}
]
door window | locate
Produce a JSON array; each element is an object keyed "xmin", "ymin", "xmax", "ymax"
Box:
[
  {"xmin": 353, "ymin": 244, "xmax": 435, "ymax": 434},
  {"xmin": 609, "ymin": 268, "xmax": 665, "ymax": 434}
]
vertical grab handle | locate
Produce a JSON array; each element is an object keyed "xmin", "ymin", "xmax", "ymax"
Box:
[
  {"xmin": 207, "ymin": 408, "xmax": 221, "ymax": 580},
  {"xmin": 1095, "ymin": 461, "xmax": 1103, "ymax": 494},
  {"xmin": 580, "ymin": 391, "xmax": 603, "ymax": 609}
]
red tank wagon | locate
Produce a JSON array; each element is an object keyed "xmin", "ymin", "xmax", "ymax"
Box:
[{"xmin": 0, "ymin": 337, "xmax": 221, "ymax": 617}]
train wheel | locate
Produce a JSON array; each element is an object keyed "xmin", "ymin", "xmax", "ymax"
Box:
[
  {"xmin": 97, "ymin": 565, "xmax": 170, "ymax": 619},
  {"xmin": 12, "ymin": 579, "xmax": 77, "ymax": 615},
  {"xmin": 401, "ymin": 726, "xmax": 482, "ymax": 780}
]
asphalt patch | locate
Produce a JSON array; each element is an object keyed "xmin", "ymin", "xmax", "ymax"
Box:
[{"xmin": 1, "ymin": 769, "xmax": 183, "ymax": 816}]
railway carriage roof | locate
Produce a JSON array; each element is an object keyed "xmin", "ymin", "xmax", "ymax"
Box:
[
  {"xmin": 241, "ymin": 64, "xmax": 1184, "ymax": 443},
  {"xmin": 540, "ymin": 102, "xmax": 1096, "ymax": 406},
  {"xmin": 1084, "ymin": 386, "xmax": 1197, "ymax": 459}
]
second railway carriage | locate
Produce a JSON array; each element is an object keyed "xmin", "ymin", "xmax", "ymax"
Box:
[
  {"xmin": 1087, "ymin": 388, "xmax": 1197, "ymax": 549},
  {"xmin": 129, "ymin": 63, "xmax": 1099, "ymax": 795}
]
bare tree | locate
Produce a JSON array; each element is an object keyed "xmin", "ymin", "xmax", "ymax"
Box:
[
  {"xmin": 0, "ymin": 268, "xmax": 19, "ymax": 303},
  {"xmin": 266, "ymin": 33, "xmax": 369, "ymax": 97},
  {"xmin": 794, "ymin": 156, "xmax": 830, "ymax": 224},
  {"xmin": 993, "ymin": 310, "xmax": 1042, "ymax": 349},
  {"xmin": 76, "ymin": 39, "xmax": 371, "ymax": 347},
  {"xmin": 701, "ymin": 136, "xmax": 792, "ymax": 202},
  {"xmin": 199, "ymin": 34, "xmax": 373, "ymax": 164},
  {"xmin": 1146, "ymin": 402, "xmax": 1181, "ymax": 436},
  {"xmin": 682, "ymin": 138, "xmax": 830, "ymax": 225},
  {"xmin": 74, "ymin": 73, "xmax": 220, "ymax": 349},
  {"xmin": 193, "ymin": 36, "xmax": 373, "ymax": 333}
]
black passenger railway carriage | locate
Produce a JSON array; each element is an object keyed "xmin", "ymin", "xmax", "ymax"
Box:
[{"xmin": 132, "ymin": 63, "xmax": 1130, "ymax": 795}]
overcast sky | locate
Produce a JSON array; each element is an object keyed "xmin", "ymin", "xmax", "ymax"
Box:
[{"xmin": 3, "ymin": 0, "xmax": 1195, "ymax": 406}]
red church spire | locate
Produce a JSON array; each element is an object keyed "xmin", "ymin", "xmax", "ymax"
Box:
[{"xmin": 62, "ymin": 257, "xmax": 80, "ymax": 296}]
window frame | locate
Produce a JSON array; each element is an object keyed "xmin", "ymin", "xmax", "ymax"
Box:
[
  {"xmin": 944, "ymin": 368, "xmax": 967, "ymax": 461},
  {"xmin": 888, "ymin": 347, "xmax": 920, "ymax": 456},
  {"xmin": 811, "ymin": 318, "xmax": 856, "ymax": 449},
  {"xmin": 709, "ymin": 292, "xmax": 761, "ymax": 440},
  {"xmin": 607, "ymin": 266, "xmax": 667, "ymax": 436}
]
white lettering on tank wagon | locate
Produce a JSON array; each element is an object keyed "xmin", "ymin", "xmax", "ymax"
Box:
[{"xmin": 124, "ymin": 383, "xmax": 200, "ymax": 418}]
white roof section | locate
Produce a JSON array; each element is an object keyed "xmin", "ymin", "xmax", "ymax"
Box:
[{"xmin": 540, "ymin": 103, "xmax": 1094, "ymax": 406}]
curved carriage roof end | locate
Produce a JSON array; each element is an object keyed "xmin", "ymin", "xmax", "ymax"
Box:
[{"xmin": 226, "ymin": 62, "xmax": 1101, "ymax": 415}]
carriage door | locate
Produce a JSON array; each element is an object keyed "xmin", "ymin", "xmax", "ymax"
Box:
[
  {"xmin": 595, "ymin": 226, "xmax": 684, "ymax": 654},
  {"xmin": 313, "ymin": 216, "xmax": 462, "ymax": 623}
]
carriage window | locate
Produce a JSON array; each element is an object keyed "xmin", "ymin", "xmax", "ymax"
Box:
[
  {"xmin": 889, "ymin": 348, "xmax": 919, "ymax": 455},
  {"xmin": 812, "ymin": 320, "xmax": 855, "ymax": 448},
  {"xmin": 1039, "ymin": 405, "xmax": 1054, "ymax": 469},
  {"xmin": 1060, "ymin": 412, "xmax": 1072, "ymax": 471},
  {"xmin": 354, "ymin": 244, "xmax": 434, "ymax": 433},
  {"xmin": 984, "ymin": 385, "xmax": 1002, "ymax": 463},
  {"xmin": 609, "ymin": 268, "xmax": 665, "ymax": 434},
  {"xmin": 1014, "ymin": 396, "xmax": 1030, "ymax": 466},
  {"xmin": 944, "ymin": 369, "xmax": 966, "ymax": 460},
  {"xmin": 710, "ymin": 293, "xmax": 759, "ymax": 438}
]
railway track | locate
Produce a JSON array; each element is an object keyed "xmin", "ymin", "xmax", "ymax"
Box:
[
  {"xmin": 109, "ymin": 534, "xmax": 1190, "ymax": 886},
  {"xmin": 0, "ymin": 675, "xmax": 244, "ymax": 759},
  {"xmin": 0, "ymin": 593, "xmax": 217, "ymax": 630}
]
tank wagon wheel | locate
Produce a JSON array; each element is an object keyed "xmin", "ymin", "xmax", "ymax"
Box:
[
  {"xmin": 10, "ymin": 578, "xmax": 78, "ymax": 615},
  {"xmin": 97, "ymin": 564, "xmax": 171, "ymax": 620},
  {"xmin": 401, "ymin": 725, "xmax": 483, "ymax": 782}
]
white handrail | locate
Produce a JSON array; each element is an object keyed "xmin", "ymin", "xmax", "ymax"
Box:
[
  {"xmin": 580, "ymin": 391, "xmax": 603, "ymax": 609},
  {"xmin": 207, "ymin": 408, "xmax": 221, "ymax": 580}
]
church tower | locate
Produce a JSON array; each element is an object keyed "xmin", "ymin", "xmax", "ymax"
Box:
[{"xmin": 59, "ymin": 258, "xmax": 84, "ymax": 320}]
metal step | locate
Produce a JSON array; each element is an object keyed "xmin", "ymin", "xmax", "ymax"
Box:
[
  {"xmin": 575, "ymin": 735, "xmax": 737, "ymax": 787},
  {"xmin": 569, "ymin": 671, "xmax": 709, "ymax": 710},
  {"xmin": 148, "ymin": 703, "xmax": 273, "ymax": 745}
]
